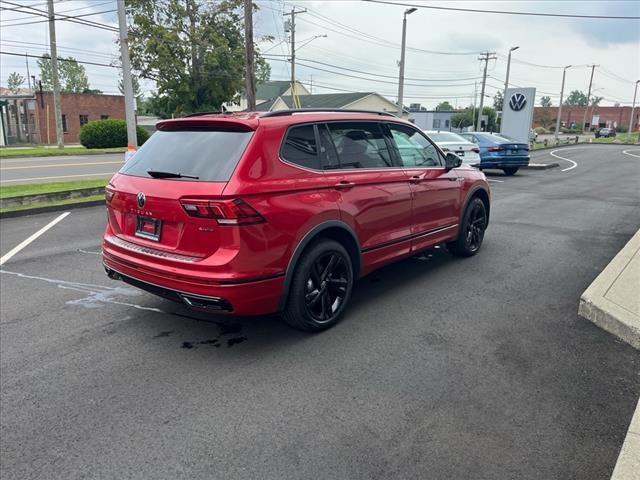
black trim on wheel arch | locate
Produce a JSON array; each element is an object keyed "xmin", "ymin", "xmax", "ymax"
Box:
[
  {"xmin": 461, "ymin": 186, "xmax": 490, "ymax": 227},
  {"xmin": 278, "ymin": 221, "xmax": 361, "ymax": 311}
]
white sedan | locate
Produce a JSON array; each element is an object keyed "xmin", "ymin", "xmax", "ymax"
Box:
[{"xmin": 424, "ymin": 130, "xmax": 481, "ymax": 166}]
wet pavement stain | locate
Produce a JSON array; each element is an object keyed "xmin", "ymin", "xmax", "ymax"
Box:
[
  {"xmin": 181, "ymin": 342, "xmax": 194, "ymax": 349},
  {"xmin": 227, "ymin": 336, "xmax": 248, "ymax": 347},
  {"xmin": 153, "ymin": 330, "xmax": 174, "ymax": 338}
]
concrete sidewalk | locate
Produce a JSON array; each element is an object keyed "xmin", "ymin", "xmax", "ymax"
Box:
[{"xmin": 579, "ymin": 229, "xmax": 640, "ymax": 479}]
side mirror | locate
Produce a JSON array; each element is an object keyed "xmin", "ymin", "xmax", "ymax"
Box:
[{"xmin": 445, "ymin": 152, "xmax": 462, "ymax": 170}]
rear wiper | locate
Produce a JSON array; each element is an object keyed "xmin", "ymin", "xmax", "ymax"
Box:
[{"xmin": 147, "ymin": 170, "xmax": 199, "ymax": 179}]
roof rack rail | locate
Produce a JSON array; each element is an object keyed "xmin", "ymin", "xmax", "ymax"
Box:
[
  {"xmin": 259, "ymin": 109, "xmax": 397, "ymax": 118},
  {"xmin": 183, "ymin": 111, "xmax": 225, "ymax": 117}
]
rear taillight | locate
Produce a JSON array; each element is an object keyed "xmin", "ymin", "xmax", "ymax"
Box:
[
  {"xmin": 471, "ymin": 147, "xmax": 480, "ymax": 153},
  {"xmin": 488, "ymin": 146, "xmax": 501, "ymax": 152},
  {"xmin": 105, "ymin": 187, "xmax": 115, "ymax": 204},
  {"xmin": 180, "ymin": 198, "xmax": 265, "ymax": 225}
]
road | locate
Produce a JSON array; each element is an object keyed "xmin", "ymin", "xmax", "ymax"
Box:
[
  {"xmin": 1, "ymin": 145, "xmax": 639, "ymax": 479},
  {"xmin": 0, "ymin": 153, "xmax": 123, "ymax": 184}
]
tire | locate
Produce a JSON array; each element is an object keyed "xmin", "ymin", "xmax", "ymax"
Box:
[
  {"xmin": 282, "ymin": 239, "xmax": 354, "ymax": 332},
  {"xmin": 502, "ymin": 167, "xmax": 519, "ymax": 176},
  {"xmin": 447, "ymin": 197, "xmax": 488, "ymax": 257}
]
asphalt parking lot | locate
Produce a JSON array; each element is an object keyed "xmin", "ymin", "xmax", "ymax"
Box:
[{"xmin": 1, "ymin": 145, "xmax": 639, "ymax": 479}]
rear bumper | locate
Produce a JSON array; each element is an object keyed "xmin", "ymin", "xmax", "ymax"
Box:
[
  {"xmin": 479, "ymin": 155, "xmax": 530, "ymax": 168},
  {"xmin": 103, "ymin": 250, "xmax": 284, "ymax": 316}
]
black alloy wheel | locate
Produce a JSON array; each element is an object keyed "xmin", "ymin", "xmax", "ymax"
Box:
[
  {"xmin": 447, "ymin": 197, "xmax": 488, "ymax": 257},
  {"xmin": 283, "ymin": 239, "xmax": 354, "ymax": 332}
]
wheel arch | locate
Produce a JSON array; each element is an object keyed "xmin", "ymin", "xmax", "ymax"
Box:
[
  {"xmin": 464, "ymin": 185, "xmax": 490, "ymax": 226},
  {"xmin": 278, "ymin": 221, "xmax": 361, "ymax": 311}
]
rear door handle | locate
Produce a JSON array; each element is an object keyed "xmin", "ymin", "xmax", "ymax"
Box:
[
  {"xmin": 335, "ymin": 181, "xmax": 356, "ymax": 189},
  {"xmin": 409, "ymin": 175, "xmax": 424, "ymax": 184}
]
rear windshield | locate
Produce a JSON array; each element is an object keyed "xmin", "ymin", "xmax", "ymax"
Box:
[
  {"xmin": 428, "ymin": 132, "xmax": 466, "ymax": 143},
  {"xmin": 119, "ymin": 130, "xmax": 253, "ymax": 181}
]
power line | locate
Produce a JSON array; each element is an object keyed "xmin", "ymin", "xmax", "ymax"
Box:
[
  {"xmin": 0, "ymin": 0, "xmax": 117, "ymax": 31},
  {"xmin": 1, "ymin": 51, "xmax": 119, "ymax": 68},
  {"xmin": 361, "ymin": 0, "xmax": 640, "ymax": 20},
  {"xmin": 1, "ymin": 9, "xmax": 116, "ymax": 28},
  {"xmin": 1, "ymin": 39, "xmax": 114, "ymax": 59},
  {"xmin": 1, "ymin": 0, "xmax": 112, "ymax": 23}
]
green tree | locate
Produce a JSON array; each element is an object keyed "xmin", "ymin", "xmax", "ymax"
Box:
[
  {"xmin": 127, "ymin": 0, "xmax": 270, "ymax": 116},
  {"xmin": 451, "ymin": 106, "xmax": 474, "ymax": 129},
  {"xmin": 591, "ymin": 95, "xmax": 603, "ymax": 106},
  {"xmin": 7, "ymin": 72, "xmax": 25, "ymax": 94},
  {"xmin": 540, "ymin": 96, "xmax": 552, "ymax": 107},
  {"xmin": 564, "ymin": 90, "xmax": 589, "ymax": 106},
  {"xmin": 493, "ymin": 91, "xmax": 503, "ymax": 111},
  {"xmin": 37, "ymin": 54, "xmax": 90, "ymax": 93},
  {"xmin": 118, "ymin": 74, "xmax": 142, "ymax": 99},
  {"xmin": 482, "ymin": 106, "xmax": 497, "ymax": 131},
  {"xmin": 435, "ymin": 101, "xmax": 453, "ymax": 111}
]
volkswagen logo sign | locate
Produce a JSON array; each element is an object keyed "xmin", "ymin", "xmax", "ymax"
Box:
[
  {"xmin": 137, "ymin": 192, "xmax": 146, "ymax": 208},
  {"xmin": 509, "ymin": 93, "xmax": 527, "ymax": 112}
]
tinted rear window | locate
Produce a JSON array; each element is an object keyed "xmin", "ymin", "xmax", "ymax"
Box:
[
  {"xmin": 428, "ymin": 132, "xmax": 467, "ymax": 143},
  {"xmin": 119, "ymin": 130, "xmax": 253, "ymax": 181}
]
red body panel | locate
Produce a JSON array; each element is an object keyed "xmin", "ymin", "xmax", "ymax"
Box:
[{"xmin": 102, "ymin": 111, "xmax": 490, "ymax": 316}]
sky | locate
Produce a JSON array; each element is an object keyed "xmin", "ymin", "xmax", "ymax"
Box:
[{"xmin": 1, "ymin": 0, "xmax": 638, "ymax": 109}]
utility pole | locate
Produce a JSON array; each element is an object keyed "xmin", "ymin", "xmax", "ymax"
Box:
[
  {"xmin": 629, "ymin": 80, "xmax": 640, "ymax": 135},
  {"xmin": 244, "ymin": 0, "xmax": 256, "ymax": 111},
  {"xmin": 476, "ymin": 51, "xmax": 496, "ymax": 132},
  {"xmin": 117, "ymin": 0, "xmax": 137, "ymax": 155},
  {"xmin": 471, "ymin": 82, "xmax": 477, "ymax": 130},
  {"xmin": 555, "ymin": 65, "xmax": 572, "ymax": 140},
  {"xmin": 397, "ymin": 8, "xmax": 417, "ymax": 116},
  {"xmin": 284, "ymin": 8, "xmax": 306, "ymax": 109},
  {"xmin": 47, "ymin": 0, "xmax": 64, "ymax": 148},
  {"xmin": 581, "ymin": 64, "xmax": 597, "ymax": 133},
  {"xmin": 25, "ymin": 53, "xmax": 32, "ymax": 91},
  {"xmin": 501, "ymin": 46, "xmax": 519, "ymax": 133}
]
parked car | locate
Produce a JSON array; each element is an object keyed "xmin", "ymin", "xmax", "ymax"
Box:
[
  {"xmin": 424, "ymin": 130, "xmax": 481, "ymax": 166},
  {"xmin": 458, "ymin": 132, "xmax": 530, "ymax": 175},
  {"xmin": 103, "ymin": 110, "xmax": 491, "ymax": 331},
  {"xmin": 595, "ymin": 127, "xmax": 616, "ymax": 138},
  {"xmin": 529, "ymin": 129, "xmax": 538, "ymax": 142}
]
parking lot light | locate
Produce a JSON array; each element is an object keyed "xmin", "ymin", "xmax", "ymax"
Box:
[
  {"xmin": 501, "ymin": 46, "xmax": 519, "ymax": 133},
  {"xmin": 397, "ymin": 7, "xmax": 417, "ymax": 116}
]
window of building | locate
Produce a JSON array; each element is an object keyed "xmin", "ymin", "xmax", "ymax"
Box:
[
  {"xmin": 280, "ymin": 124, "xmax": 320, "ymax": 170},
  {"xmin": 388, "ymin": 124, "xmax": 443, "ymax": 167},
  {"xmin": 61, "ymin": 115, "xmax": 68, "ymax": 133},
  {"xmin": 445, "ymin": 119, "xmax": 450, "ymax": 128},
  {"xmin": 325, "ymin": 122, "xmax": 393, "ymax": 169},
  {"xmin": 433, "ymin": 119, "xmax": 441, "ymax": 129},
  {"xmin": 101, "ymin": 115, "xmax": 109, "ymax": 120},
  {"xmin": 79, "ymin": 115, "xmax": 89, "ymax": 127}
]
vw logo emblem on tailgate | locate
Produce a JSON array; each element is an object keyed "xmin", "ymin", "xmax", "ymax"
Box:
[
  {"xmin": 137, "ymin": 192, "xmax": 146, "ymax": 208},
  {"xmin": 509, "ymin": 93, "xmax": 527, "ymax": 112}
]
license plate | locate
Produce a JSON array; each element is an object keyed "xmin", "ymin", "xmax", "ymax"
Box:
[
  {"xmin": 456, "ymin": 151, "xmax": 465, "ymax": 156},
  {"xmin": 136, "ymin": 216, "xmax": 162, "ymax": 241}
]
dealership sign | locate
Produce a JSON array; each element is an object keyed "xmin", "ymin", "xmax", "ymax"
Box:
[{"xmin": 501, "ymin": 87, "xmax": 536, "ymax": 144}]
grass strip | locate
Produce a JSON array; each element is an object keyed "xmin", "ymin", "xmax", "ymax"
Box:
[
  {"xmin": 0, "ymin": 179, "xmax": 108, "ymax": 199},
  {"xmin": 0, "ymin": 194, "xmax": 105, "ymax": 213},
  {"xmin": 0, "ymin": 146, "xmax": 125, "ymax": 158}
]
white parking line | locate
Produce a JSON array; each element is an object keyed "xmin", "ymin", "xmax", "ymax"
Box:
[
  {"xmin": 549, "ymin": 149, "xmax": 578, "ymax": 172},
  {"xmin": 487, "ymin": 178, "xmax": 504, "ymax": 183},
  {"xmin": 622, "ymin": 149, "xmax": 640, "ymax": 158},
  {"xmin": 0, "ymin": 172, "xmax": 114, "ymax": 184},
  {"xmin": 0, "ymin": 212, "xmax": 70, "ymax": 266}
]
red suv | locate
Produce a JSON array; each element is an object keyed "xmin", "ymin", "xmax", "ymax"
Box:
[{"xmin": 103, "ymin": 110, "xmax": 490, "ymax": 331}]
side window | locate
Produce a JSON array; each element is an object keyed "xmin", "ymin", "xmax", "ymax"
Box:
[
  {"xmin": 281, "ymin": 124, "xmax": 320, "ymax": 170},
  {"xmin": 325, "ymin": 122, "xmax": 393, "ymax": 169},
  {"xmin": 317, "ymin": 124, "xmax": 340, "ymax": 170},
  {"xmin": 388, "ymin": 124, "xmax": 443, "ymax": 167}
]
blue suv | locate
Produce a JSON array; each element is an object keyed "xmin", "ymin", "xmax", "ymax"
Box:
[{"xmin": 459, "ymin": 132, "xmax": 530, "ymax": 176}]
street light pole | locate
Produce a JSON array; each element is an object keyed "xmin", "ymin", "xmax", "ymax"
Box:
[
  {"xmin": 581, "ymin": 64, "xmax": 597, "ymax": 133},
  {"xmin": 628, "ymin": 80, "xmax": 640, "ymax": 135},
  {"xmin": 555, "ymin": 65, "xmax": 571, "ymax": 140},
  {"xmin": 397, "ymin": 7, "xmax": 416, "ymax": 117},
  {"xmin": 47, "ymin": 0, "xmax": 64, "ymax": 148},
  {"xmin": 501, "ymin": 46, "xmax": 519, "ymax": 133}
]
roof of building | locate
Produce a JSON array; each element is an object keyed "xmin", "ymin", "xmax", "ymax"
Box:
[
  {"xmin": 256, "ymin": 81, "xmax": 293, "ymax": 101},
  {"xmin": 279, "ymin": 92, "xmax": 378, "ymax": 109}
]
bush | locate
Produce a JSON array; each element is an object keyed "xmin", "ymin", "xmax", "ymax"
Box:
[
  {"xmin": 534, "ymin": 127, "xmax": 550, "ymax": 134},
  {"xmin": 615, "ymin": 125, "xmax": 628, "ymax": 133},
  {"xmin": 79, "ymin": 119, "xmax": 149, "ymax": 148}
]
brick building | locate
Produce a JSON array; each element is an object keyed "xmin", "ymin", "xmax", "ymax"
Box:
[
  {"xmin": 532, "ymin": 105, "xmax": 639, "ymax": 132},
  {"xmin": 0, "ymin": 91, "xmax": 125, "ymax": 145}
]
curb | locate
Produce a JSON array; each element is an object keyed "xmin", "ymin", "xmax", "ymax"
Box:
[
  {"xmin": 1, "ymin": 186, "xmax": 105, "ymax": 209},
  {"xmin": 530, "ymin": 142, "xmax": 640, "ymax": 152},
  {"xmin": 578, "ymin": 229, "xmax": 640, "ymax": 349},
  {"xmin": 611, "ymin": 398, "xmax": 640, "ymax": 480},
  {"xmin": 522, "ymin": 163, "xmax": 559, "ymax": 170},
  {"xmin": 0, "ymin": 199, "xmax": 105, "ymax": 219}
]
